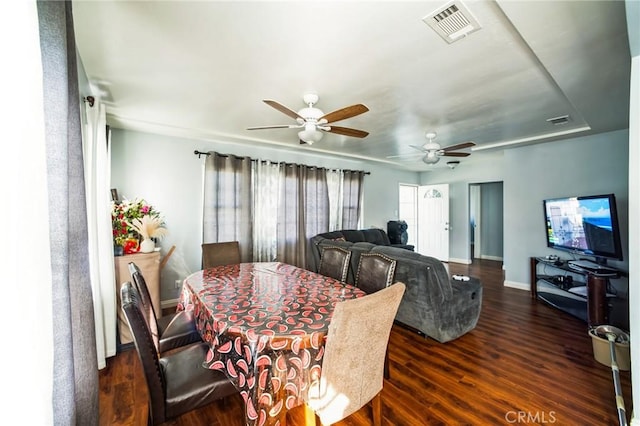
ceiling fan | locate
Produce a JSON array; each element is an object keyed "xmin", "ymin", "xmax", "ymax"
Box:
[
  {"xmin": 247, "ymin": 93, "xmax": 369, "ymax": 145},
  {"xmin": 389, "ymin": 131, "xmax": 476, "ymax": 164}
]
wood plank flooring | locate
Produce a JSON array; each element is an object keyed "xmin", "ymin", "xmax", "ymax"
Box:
[{"xmin": 99, "ymin": 259, "xmax": 632, "ymax": 425}]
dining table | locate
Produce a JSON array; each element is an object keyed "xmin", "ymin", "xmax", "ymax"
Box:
[{"xmin": 177, "ymin": 261, "xmax": 367, "ymax": 426}]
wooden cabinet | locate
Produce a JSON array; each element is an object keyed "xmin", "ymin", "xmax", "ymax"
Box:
[{"xmin": 114, "ymin": 251, "xmax": 161, "ymax": 345}]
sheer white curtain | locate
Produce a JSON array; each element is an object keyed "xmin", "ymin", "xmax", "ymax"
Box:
[
  {"xmin": 341, "ymin": 170, "xmax": 365, "ymax": 228},
  {"xmin": 82, "ymin": 100, "xmax": 117, "ymax": 369},
  {"xmin": 326, "ymin": 169, "xmax": 343, "ymax": 231},
  {"xmin": 252, "ymin": 160, "xmax": 281, "ymax": 261}
]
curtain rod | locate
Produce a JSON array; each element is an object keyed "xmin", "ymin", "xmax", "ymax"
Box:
[{"xmin": 193, "ymin": 150, "xmax": 370, "ymax": 175}]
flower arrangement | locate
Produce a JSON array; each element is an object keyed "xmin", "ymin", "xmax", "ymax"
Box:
[
  {"xmin": 111, "ymin": 198, "xmax": 165, "ymax": 254},
  {"xmin": 129, "ymin": 215, "xmax": 168, "ymax": 241}
]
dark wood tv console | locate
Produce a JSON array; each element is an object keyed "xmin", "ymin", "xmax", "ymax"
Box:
[{"xmin": 530, "ymin": 257, "xmax": 623, "ymax": 326}]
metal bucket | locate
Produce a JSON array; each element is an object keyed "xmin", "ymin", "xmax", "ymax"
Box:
[{"xmin": 589, "ymin": 325, "xmax": 630, "ymax": 371}]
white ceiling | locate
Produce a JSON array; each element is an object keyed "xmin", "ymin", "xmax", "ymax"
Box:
[{"xmin": 72, "ymin": 0, "xmax": 631, "ymax": 171}]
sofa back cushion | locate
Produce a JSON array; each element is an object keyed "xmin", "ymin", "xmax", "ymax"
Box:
[
  {"xmin": 372, "ymin": 246, "xmax": 452, "ymax": 300},
  {"xmin": 340, "ymin": 230, "xmax": 366, "ymax": 242},
  {"xmin": 363, "ymin": 229, "xmax": 391, "ymax": 245}
]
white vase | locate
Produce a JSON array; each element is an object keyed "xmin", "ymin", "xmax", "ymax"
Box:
[{"xmin": 140, "ymin": 238, "xmax": 155, "ymax": 253}]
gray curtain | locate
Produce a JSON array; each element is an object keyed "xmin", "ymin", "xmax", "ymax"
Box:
[
  {"xmin": 341, "ymin": 170, "xmax": 365, "ymax": 229},
  {"xmin": 202, "ymin": 152, "xmax": 254, "ymax": 262},
  {"xmin": 38, "ymin": 1, "xmax": 98, "ymax": 424},
  {"xmin": 277, "ymin": 165, "xmax": 329, "ymax": 267}
]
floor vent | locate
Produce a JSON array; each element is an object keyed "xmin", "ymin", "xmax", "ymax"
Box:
[{"xmin": 423, "ymin": 1, "xmax": 481, "ymax": 44}]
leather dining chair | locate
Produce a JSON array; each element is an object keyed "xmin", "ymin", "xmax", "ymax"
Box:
[
  {"xmin": 128, "ymin": 262, "xmax": 201, "ymax": 354},
  {"xmin": 355, "ymin": 252, "xmax": 397, "ymax": 295},
  {"xmin": 120, "ymin": 281, "xmax": 237, "ymax": 425},
  {"xmin": 355, "ymin": 252, "xmax": 398, "ymax": 379},
  {"xmin": 318, "ymin": 246, "xmax": 352, "ymax": 282},
  {"xmin": 306, "ymin": 282, "xmax": 406, "ymax": 426},
  {"xmin": 201, "ymin": 241, "xmax": 241, "ymax": 268}
]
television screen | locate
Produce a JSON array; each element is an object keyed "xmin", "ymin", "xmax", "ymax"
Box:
[{"xmin": 543, "ymin": 193, "xmax": 623, "ymax": 262}]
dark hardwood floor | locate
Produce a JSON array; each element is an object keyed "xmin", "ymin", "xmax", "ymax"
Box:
[{"xmin": 99, "ymin": 259, "xmax": 632, "ymax": 425}]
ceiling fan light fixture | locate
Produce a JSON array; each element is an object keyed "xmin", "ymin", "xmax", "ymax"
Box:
[
  {"xmin": 423, "ymin": 153, "xmax": 440, "ymax": 164},
  {"xmin": 298, "ymin": 124, "xmax": 323, "ymax": 144}
]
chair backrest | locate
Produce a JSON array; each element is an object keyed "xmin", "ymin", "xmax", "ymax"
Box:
[
  {"xmin": 310, "ymin": 282, "xmax": 406, "ymax": 425},
  {"xmin": 120, "ymin": 281, "xmax": 167, "ymax": 424},
  {"xmin": 201, "ymin": 241, "xmax": 241, "ymax": 268},
  {"xmin": 318, "ymin": 246, "xmax": 352, "ymax": 282},
  {"xmin": 355, "ymin": 252, "xmax": 397, "ymax": 294},
  {"xmin": 128, "ymin": 262, "xmax": 161, "ymax": 350}
]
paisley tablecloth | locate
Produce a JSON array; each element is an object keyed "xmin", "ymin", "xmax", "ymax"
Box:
[{"xmin": 177, "ymin": 262, "xmax": 366, "ymax": 426}]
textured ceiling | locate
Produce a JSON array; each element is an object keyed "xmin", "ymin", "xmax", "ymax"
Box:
[{"xmin": 72, "ymin": 1, "xmax": 631, "ymax": 171}]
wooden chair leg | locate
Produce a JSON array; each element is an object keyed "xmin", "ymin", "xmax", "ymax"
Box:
[
  {"xmin": 384, "ymin": 349, "xmax": 390, "ymax": 380},
  {"xmin": 371, "ymin": 393, "xmax": 382, "ymax": 426}
]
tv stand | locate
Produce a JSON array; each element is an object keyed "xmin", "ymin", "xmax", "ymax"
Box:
[{"xmin": 530, "ymin": 257, "xmax": 622, "ymax": 326}]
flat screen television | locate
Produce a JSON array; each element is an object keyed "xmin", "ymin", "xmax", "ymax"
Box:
[{"xmin": 543, "ymin": 193, "xmax": 623, "ymax": 264}]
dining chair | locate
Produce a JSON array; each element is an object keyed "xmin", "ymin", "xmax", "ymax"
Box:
[
  {"xmin": 355, "ymin": 252, "xmax": 398, "ymax": 379},
  {"xmin": 355, "ymin": 252, "xmax": 397, "ymax": 294},
  {"xmin": 128, "ymin": 262, "xmax": 201, "ymax": 354},
  {"xmin": 306, "ymin": 282, "xmax": 406, "ymax": 426},
  {"xmin": 201, "ymin": 241, "xmax": 241, "ymax": 268},
  {"xmin": 120, "ymin": 281, "xmax": 237, "ymax": 425},
  {"xmin": 318, "ymin": 246, "xmax": 352, "ymax": 282}
]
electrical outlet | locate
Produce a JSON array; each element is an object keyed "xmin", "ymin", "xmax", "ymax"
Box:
[{"xmin": 174, "ymin": 279, "xmax": 182, "ymax": 289}]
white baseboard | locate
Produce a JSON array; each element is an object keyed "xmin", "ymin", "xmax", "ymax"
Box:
[
  {"xmin": 161, "ymin": 298, "xmax": 179, "ymax": 309},
  {"xmin": 480, "ymin": 254, "xmax": 504, "ymax": 261},
  {"xmin": 449, "ymin": 257, "xmax": 472, "ymax": 265},
  {"xmin": 504, "ymin": 280, "xmax": 530, "ymax": 291}
]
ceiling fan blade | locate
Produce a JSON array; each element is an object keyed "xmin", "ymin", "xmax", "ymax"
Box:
[
  {"xmin": 441, "ymin": 141, "xmax": 476, "ymax": 152},
  {"xmin": 320, "ymin": 104, "xmax": 369, "ymax": 124},
  {"xmin": 326, "ymin": 126, "xmax": 369, "ymax": 138},
  {"xmin": 442, "ymin": 152, "xmax": 470, "ymax": 157},
  {"xmin": 247, "ymin": 124, "xmax": 301, "ymax": 130},
  {"xmin": 409, "ymin": 144, "xmax": 428, "ymax": 152},
  {"xmin": 263, "ymin": 100, "xmax": 304, "ymax": 121},
  {"xmin": 386, "ymin": 153, "xmax": 423, "ymax": 160}
]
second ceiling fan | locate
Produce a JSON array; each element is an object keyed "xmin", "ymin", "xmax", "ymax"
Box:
[
  {"xmin": 247, "ymin": 93, "xmax": 369, "ymax": 144},
  {"xmin": 389, "ymin": 131, "xmax": 476, "ymax": 165}
]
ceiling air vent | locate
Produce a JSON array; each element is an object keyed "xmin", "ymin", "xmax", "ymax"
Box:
[
  {"xmin": 423, "ymin": 1, "xmax": 481, "ymax": 44},
  {"xmin": 546, "ymin": 115, "xmax": 571, "ymax": 125}
]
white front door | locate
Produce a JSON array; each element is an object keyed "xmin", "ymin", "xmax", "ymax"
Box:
[{"xmin": 418, "ymin": 184, "xmax": 450, "ymax": 261}]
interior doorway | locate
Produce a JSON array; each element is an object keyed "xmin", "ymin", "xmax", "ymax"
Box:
[{"xmin": 469, "ymin": 182, "xmax": 504, "ymax": 262}]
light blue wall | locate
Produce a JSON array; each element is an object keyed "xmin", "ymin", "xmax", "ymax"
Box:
[
  {"xmin": 504, "ymin": 130, "xmax": 629, "ymax": 287},
  {"xmin": 110, "ymin": 128, "xmax": 419, "ymax": 300},
  {"xmin": 420, "ymin": 129, "xmax": 629, "ymax": 291},
  {"xmin": 110, "ymin": 127, "xmax": 629, "ymax": 301}
]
